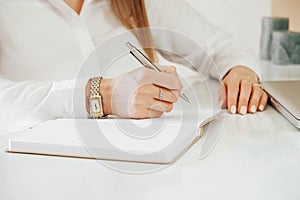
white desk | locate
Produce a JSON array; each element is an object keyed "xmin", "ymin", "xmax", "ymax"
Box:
[{"xmin": 1, "ymin": 62, "xmax": 300, "ymax": 200}]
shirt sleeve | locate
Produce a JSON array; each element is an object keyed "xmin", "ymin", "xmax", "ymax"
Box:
[
  {"xmin": 145, "ymin": 0, "xmax": 260, "ymax": 80},
  {"xmin": 0, "ymin": 78, "xmax": 88, "ymax": 132}
]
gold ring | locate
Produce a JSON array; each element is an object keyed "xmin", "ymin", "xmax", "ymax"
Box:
[
  {"xmin": 159, "ymin": 88, "xmax": 163, "ymax": 100},
  {"xmin": 252, "ymin": 82, "xmax": 263, "ymax": 90}
]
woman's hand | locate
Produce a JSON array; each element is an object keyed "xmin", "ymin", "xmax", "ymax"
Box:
[
  {"xmin": 219, "ymin": 66, "xmax": 268, "ymax": 115},
  {"xmin": 90, "ymin": 66, "xmax": 182, "ymax": 119}
]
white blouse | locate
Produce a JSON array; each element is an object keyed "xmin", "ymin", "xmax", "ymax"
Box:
[{"xmin": 0, "ymin": 0, "xmax": 260, "ymax": 131}]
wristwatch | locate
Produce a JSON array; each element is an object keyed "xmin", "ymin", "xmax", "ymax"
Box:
[{"xmin": 89, "ymin": 77, "xmax": 106, "ymax": 119}]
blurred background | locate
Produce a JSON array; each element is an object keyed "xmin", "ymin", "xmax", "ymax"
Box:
[{"xmin": 186, "ymin": 0, "xmax": 300, "ymax": 56}]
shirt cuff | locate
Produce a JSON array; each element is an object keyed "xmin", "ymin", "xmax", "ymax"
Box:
[{"xmin": 52, "ymin": 78, "xmax": 89, "ymax": 119}]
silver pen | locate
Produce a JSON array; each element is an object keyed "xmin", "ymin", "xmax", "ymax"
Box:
[{"xmin": 126, "ymin": 42, "xmax": 190, "ymax": 103}]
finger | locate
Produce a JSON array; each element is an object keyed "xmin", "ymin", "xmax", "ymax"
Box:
[
  {"xmin": 171, "ymin": 90, "xmax": 180, "ymax": 100},
  {"xmin": 161, "ymin": 66, "xmax": 181, "ymax": 93},
  {"xmin": 137, "ymin": 84, "xmax": 179, "ymax": 103},
  {"xmin": 248, "ymin": 86, "xmax": 263, "ymax": 113},
  {"xmin": 152, "ymin": 71, "xmax": 183, "ymax": 91},
  {"xmin": 149, "ymin": 99, "xmax": 174, "ymax": 113},
  {"xmin": 147, "ymin": 110, "xmax": 164, "ymax": 118},
  {"xmin": 237, "ymin": 81, "xmax": 252, "ymax": 115},
  {"xmin": 218, "ymin": 82, "xmax": 227, "ymax": 109},
  {"xmin": 159, "ymin": 65, "xmax": 177, "ymax": 74},
  {"xmin": 134, "ymin": 84, "xmax": 157, "ymax": 99},
  {"xmin": 226, "ymin": 81, "xmax": 240, "ymax": 114},
  {"xmin": 258, "ymin": 91, "xmax": 268, "ymax": 112},
  {"xmin": 153, "ymin": 86, "xmax": 179, "ymax": 103},
  {"xmin": 131, "ymin": 109, "xmax": 163, "ymax": 119}
]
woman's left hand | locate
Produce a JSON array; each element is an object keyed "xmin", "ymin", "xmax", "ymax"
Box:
[{"xmin": 219, "ymin": 66, "xmax": 268, "ymax": 115}]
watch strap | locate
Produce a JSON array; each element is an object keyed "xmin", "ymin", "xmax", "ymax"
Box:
[{"xmin": 89, "ymin": 77, "xmax": 106, "ymax": 119}]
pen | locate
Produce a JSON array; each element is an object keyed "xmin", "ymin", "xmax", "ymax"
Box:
[{"xmin": 126, "ymin": 42, "xmax": 190, "ymax": 103}]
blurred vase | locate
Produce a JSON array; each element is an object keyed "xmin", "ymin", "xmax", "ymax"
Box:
[
  {"xmin": 260, "ymin": 17, "xmax": 289, "ymax": 60},
  {"xmin": 291, "ymin": 44, "xmax": 300, "ymax": 64},
  {"xmin": 271, "ymin": 31, "xmax": 300, "ymax": 64}
]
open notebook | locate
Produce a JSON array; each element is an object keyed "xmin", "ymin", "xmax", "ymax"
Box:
[{"xmin": 6, "ymin": 109, "xmax": 222, "ymax": 164}]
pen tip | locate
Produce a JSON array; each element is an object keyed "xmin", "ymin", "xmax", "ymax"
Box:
[{"xmin": 180, "ymin": 94, "xmax": 191, "ymax": 104}]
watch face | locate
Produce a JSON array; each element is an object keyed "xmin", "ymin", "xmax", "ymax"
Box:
[{"xmin": 90, "ymin": 99, "xmax": 101, "ymax": 113}]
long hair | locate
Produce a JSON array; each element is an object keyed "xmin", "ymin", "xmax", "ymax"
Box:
[{"xmin": 110, "ymin": 0, "xmax": 156, "ymax": 62}]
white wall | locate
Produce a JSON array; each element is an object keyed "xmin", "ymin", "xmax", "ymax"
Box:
[{"xmin": 186, "ymin": 0, "xmax": 271, "ymax": 56}]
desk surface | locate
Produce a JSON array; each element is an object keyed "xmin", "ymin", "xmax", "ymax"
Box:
[{"xmin": 1, "ymin": 61, "xmax": 300, "ymax": 200}]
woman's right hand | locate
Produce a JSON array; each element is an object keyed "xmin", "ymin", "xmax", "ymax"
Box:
[{"xmin": 98, "ymin": 66, "xmax": 183, "ymax": 119}]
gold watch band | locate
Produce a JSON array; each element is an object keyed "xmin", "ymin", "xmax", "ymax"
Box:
[{"xmin": 89, "ymin": 77, "xmax": 106, "ymax": 119}]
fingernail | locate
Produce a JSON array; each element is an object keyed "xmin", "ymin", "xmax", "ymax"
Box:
[
  {"xmin": 230, "ymin": 105, "xmax": 236, "ymax": 114},
  {"xmin": 250, "ymin": 105, "xmax": 257, "ymax": 113},
  {"xmin": 240, "ymin": 106, "xmax": 247, "ymax": 115},
  {"xmin": 259, "ymin": 105, "xmax": 264, "ymax": 111}
]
